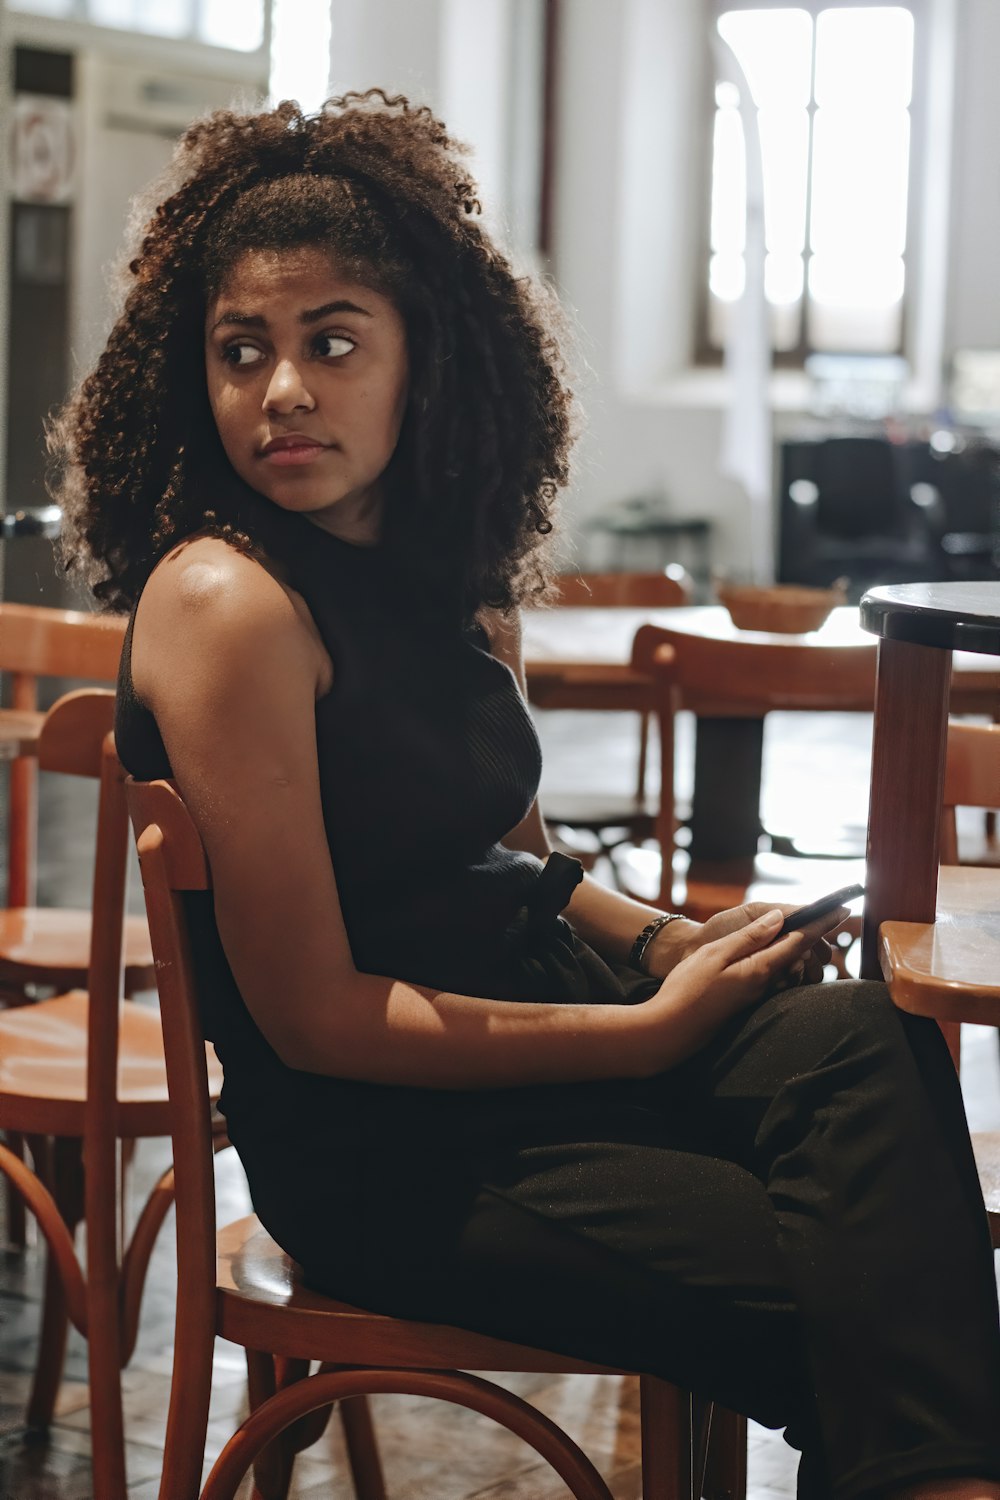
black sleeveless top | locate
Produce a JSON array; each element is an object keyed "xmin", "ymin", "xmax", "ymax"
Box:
[{"xmin": 115, "ymin": 492, "xmax": 644, "ymax": 1116}]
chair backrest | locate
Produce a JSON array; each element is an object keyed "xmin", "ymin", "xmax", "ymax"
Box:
[
  {"xmin": 28, "ymin": 689, "xmax": 128, "ymax": 1110},
  {"xmin": 940, "ymin": 721, "xmax": 1000, "ymax": 864},
  {"xmin": 0, "ymin": 603, "xmax": 128, "ymax": 906},
  {"xmin": 124, "ymin": 777, "xmax": 217, "ymax": 1487},
  {"xmin": 553, "ymin": 568, "xmax": 691, "ymax": 609},
  {"xmin": 11, "ymin": 693, "xmax": 132, "ymax": 1350},
  {"xmin": 631, "ymin": 623, "xmax": 878, "ymax": 906},
  {"xmin": 631, "ymin": 622, "xmax": 877, "ymax": 714}
]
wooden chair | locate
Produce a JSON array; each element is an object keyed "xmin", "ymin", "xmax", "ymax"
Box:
[
  {"xmin": 532, "ymin": 569, "xmax": 691, "ymax": 864},
  {"xmin": 619, "ymin": 625, "xmax": 872, "ymax": 969},
  {"xmin": 887, "ymin": 716, "xmax": 1000, "ymax": 1242},
  {"xmin": 0, "ymin": 690, "xmax": 227, "ymax": 1500},
  {"xmin": 127, "ymin": 771, "xmax": 748, "ymax": 1500},
  {"xmin": 856, "ymin": 585, "xmax": 1000, "ymax": 1251},
  {"xmin": 0, "ymin": 602, "xmax": 153, "ymax": 998},
  {"xmin": 0, "ymin": 602, "xmax": 155, "ymax": 1248}
]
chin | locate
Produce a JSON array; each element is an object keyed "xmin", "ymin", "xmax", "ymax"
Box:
[{"xmin": 258, "ymin": 483, "xmax": 344, "ymax": 514}]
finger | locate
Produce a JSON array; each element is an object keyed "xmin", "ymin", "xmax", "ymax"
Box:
[{"xmin": 705, "ymin": 908, "xmax": 785, "ymax": 965}]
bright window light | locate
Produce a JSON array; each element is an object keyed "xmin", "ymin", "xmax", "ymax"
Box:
[
  {"xmin": 708, "ymin": 5, "xmax": 915, "ymax": 357},
  {"xmin": 10, "ymin": 0, "xmax": 265, "ymax": 50},
  {"xmin": 270, "ymin": 0, "xmax": 332, "ymax": 114},
  {"xmin": 199, "ymin": 0, "xmax": 265, "ymax": 52}
]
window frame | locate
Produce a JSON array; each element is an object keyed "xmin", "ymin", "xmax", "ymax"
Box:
[{"xmin": 695, "ymin": 0, "xmax": 925, "ymax": 369}]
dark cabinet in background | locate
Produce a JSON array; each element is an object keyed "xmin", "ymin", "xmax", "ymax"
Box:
[{"xmin": 777, "ymin": 436, "xmax": 1000, "ymax": 602}]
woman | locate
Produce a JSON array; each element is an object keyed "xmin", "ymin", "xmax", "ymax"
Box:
[{"xmin": 52, "ymin": 92, "xmax": 1000, "ymax": 1498}]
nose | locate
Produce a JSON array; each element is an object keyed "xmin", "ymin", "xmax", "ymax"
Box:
[{"xmin": 263, "ymin": 357, "xmax": 316, "ymax": 415}]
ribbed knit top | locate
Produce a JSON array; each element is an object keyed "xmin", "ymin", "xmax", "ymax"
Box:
[{"xmin": 115, "ymin": 490, "xmax": 629, "ymax": 1094}]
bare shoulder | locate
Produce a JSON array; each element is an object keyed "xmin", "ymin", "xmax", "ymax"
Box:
[
  {"xmin": 133, "ymin": 535, "xmax": 331, "ymax": 703},
  {"xmin": 138, "ymin": 535, "xmax": 291, "ymax": 638}
]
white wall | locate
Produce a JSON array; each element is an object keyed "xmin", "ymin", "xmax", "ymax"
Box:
[{"xmin": 945, "ymin": 0, "xmax": 1000, "ymax": 354}]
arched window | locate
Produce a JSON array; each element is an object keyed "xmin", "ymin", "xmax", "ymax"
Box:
[{"xmin": 702, "ymin": 2, "xmax": 916, "ymax": 364}]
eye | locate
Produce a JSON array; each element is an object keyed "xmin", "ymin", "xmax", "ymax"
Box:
[
  {"xmin": 314, "ymin": 332, "xmax": 356, "ymax": 359},
  {"xmin": 222, "ymin": 341, "xmax": 265, "ymax": 368}
]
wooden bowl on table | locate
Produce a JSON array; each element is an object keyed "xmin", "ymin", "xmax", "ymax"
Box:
[{"xmin": 715, "ymin": 582, "xmax": 847, "ymax": 634}]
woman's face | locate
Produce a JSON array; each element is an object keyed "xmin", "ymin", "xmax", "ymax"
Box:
[{"xmin": 204, "ymin": 244, "xmax": 409, "ymax": 543}]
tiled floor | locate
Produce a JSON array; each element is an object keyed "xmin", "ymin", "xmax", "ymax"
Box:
[{"xmin": 0, "ymin": 706, "xmax": 998, "ymax": 1498}]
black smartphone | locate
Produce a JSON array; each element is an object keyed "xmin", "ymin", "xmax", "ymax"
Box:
[{"xmin": 778, "ymin": 883, "xmax": 865, "ymax": 934}]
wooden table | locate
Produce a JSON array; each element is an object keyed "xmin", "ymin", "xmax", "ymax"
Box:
[{"xmin": 524, "ymin": 604, "xmax": 1000, "ymax": 863}]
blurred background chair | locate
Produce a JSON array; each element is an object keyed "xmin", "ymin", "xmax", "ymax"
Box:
[
  {"xmin": 0, "ymin": 602, "xmax": 152, "ymax": 1000},
  {"xmin": 0, "ymin": 603, "xmax": 154, "ymax": 1247},
  {"xmin": 0, "ymin": 690, "xmax": 225, "ymax": 1500},
  {"xmin": 617, "ymin": 624, "xmax": 874, "ymax": 973},
  {"xmin": 530, "ymin": 568, "xmax": 691, "ymax": 873}
]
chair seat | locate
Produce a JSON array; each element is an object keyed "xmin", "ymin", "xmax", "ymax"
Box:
[
  {"xmin": 0, "ymin": 990, "xmax": 222, "ymax": 1136},
  {"xmin": 217, "ymin": 1215, "xmax": 626, "ymax": 1375},
  {"xmin": 0, "ymin": 907, "xmax": 154, "ymax": 986}
]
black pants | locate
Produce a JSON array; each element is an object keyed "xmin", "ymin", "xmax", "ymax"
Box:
[{"xmin": 234, "ymin": 980, "xmax": 1000, "ymax": 1500}]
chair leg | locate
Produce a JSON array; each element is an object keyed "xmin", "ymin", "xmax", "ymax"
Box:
[
  {"xmin": 245, "ymin": 1358, "xmax": 383, "ymax": 1500},
  {"xmin": 338, "ymin": 1395, "xmax": 387, "ymax": 1500},
  {"xmin": 3, "ymin": 1133, "xmax": 27, "ymax": 1248},
  {"xmin": 246, "ymin": 1350, "xmax": 296, "ymax": 1500},
  {"xmin": 640, "ymin": 1376, "xmax": 693, "ymax": 1500},
  {"xmin": 703, "ymin": 1407, "xmax": 747, "ymax": 1500},
  {"xmin": 26, "ymin": 1137, "xmax": 84, "ymax": 1429}
]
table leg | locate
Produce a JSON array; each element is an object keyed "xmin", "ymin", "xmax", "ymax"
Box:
[
  {"xmin": 860, "ymin": 638, "xmax": 951, "ymax": 978},
  {"xmin": 688, "ymin": 718, "xmax": 764, "ymax": 861}
]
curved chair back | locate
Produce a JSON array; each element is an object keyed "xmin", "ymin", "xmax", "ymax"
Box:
[
  {"xmin": 125, "ymin": 779, "xmax": 217, "ymax": 1496},
  {"xmin": 940, "ymin": 721, "xmax": 1000, "ymax": 864},
  {"xmin": 1, "ymin": 604, "xmax": 128, "ymax": 906},
  {"xmin": 631, "ymin": 622, "xmax": 877, "ymax": 714}
]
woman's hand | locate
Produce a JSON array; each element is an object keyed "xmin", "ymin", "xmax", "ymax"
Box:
[
  {"xmin": 645, "ymin": 900, "xmax": 834, "ymax": 988},
  {"xmin": 636, "ymin": 907, "xmax": 847, "ymax": 1074}
]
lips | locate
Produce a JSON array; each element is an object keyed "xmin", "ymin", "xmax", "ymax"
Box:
[
  {"xmin": 259, "ymin": 434, "xmax": 335, "ymax": 467},
  {"xmin": 260, "ymin": 434, "xmax": 328, "ymax": 455}
]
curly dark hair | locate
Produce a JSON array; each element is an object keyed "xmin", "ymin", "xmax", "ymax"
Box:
[{"xmin": 49, "ymin": 89, "xmax": 578, "ymax": 617}]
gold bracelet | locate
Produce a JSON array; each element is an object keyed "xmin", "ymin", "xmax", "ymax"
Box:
[{"xmin": 627, "ymin": 912, "xmax": 687, "ymax": 974}]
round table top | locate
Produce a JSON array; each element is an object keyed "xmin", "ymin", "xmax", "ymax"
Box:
[{"xmin": 860, "ymin": 582, "xmax": 1000, "ymax": 655}]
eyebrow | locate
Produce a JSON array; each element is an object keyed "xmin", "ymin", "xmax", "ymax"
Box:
[{"xmin": 209, "ymin": 299, "xmax": 374, "ymax": 334}]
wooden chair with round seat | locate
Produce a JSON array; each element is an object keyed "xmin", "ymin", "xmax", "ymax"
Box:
[
  {"xmin": 0, "ymin": 690, "xmax": 229, "ymax": 1500},
  {"xmin": 529, "ymin": 569, "xmax": 691, "ymax": 868},
  {"xmin": 127, "ymin": 770, "xmax": 748, "ymax": 1500},
  {"xmin": 0, "ymin": 602, "xmax": 155, "ymax": 1247},
  {"xmin": 618, "ymin": 623, "xmax": 874, "ymax": 971}
]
